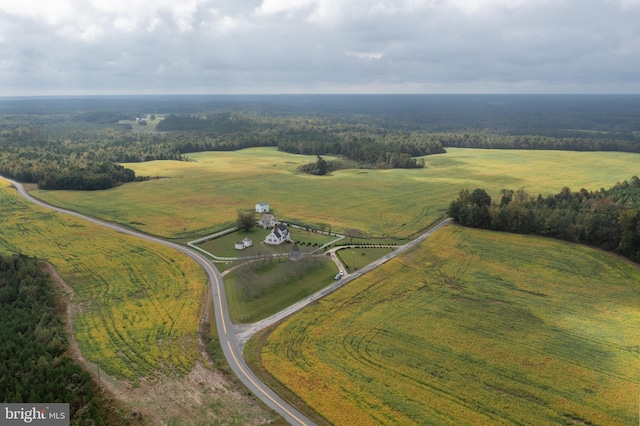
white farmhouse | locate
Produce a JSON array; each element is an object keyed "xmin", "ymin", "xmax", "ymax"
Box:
[
  {"xmin": 264, "ymin": 224, "xmax": 293, "ymax": 245},
  {"xmin": 255, "ymin": 202, "xmax": 270, "ymax": 213}
]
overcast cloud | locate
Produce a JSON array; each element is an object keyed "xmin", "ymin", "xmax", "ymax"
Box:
[{"xmin": 1, "ymin": 0, "xmax": 639, "ymax": 95}]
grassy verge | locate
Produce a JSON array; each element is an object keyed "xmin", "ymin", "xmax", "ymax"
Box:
[{"xmin": 244, "ymin": 326, "xmax": 331, "ymax": 426}]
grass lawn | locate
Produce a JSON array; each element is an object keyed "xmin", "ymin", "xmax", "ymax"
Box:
[
  {"xmin": 224, "ymin": 257, "xmax": 337, "ymax": 323},
  {"xmin": 335, "ymin": 247, "xmax": 397, "ymax": 272},
  {"xmin": 30, "ymin": 148, "xmax": 640, "ymax": 239},
  {"xmin": 257, "ymin": 225, "xmax": 640, "ymax": 426},
  {"xmin": 196, "ymin": 226, "xmax": 336, "ymax": 258}
]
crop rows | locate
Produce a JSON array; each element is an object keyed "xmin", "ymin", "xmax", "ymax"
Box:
[
  {"xmin": 0, "ymin": 180, "xmax": 207, "ymax": 379},
  {"xmin": 261, "ymin": 225, "xmax": 640, "ymax": 425}
]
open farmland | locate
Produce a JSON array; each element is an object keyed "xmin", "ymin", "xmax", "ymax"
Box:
[
  {"xmin": 0, "ymin": 179, "xmax": 208, "ymax": 378},
  {"xmin": 32, "ymin": 148, "xmax": 640, "ymax": 239},
  {"xmin": 258, "ymin": 225, "xmax": 640, "ymax": 425},
  {"xmin": 0, "ymin": 178, "xmax": 273, "ymax": 425}
]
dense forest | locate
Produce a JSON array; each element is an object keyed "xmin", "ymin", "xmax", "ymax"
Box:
[
  {"xmin": 447, "ymin": 177, "xmax": 640, "ymax": 264},
  {"xmin": 1, "ymin": 95, "xmax": 639, "ymax": 190},
  {"xmin": 0, "ymin": 254, "xmax": 106, "ymax": 425}
]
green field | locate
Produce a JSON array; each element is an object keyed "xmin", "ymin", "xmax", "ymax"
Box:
[
  {"xmin": 258, "ymin": 225, "xmax": 640, "ymax": 425},
  {"xmin": 336, "ymin": 247, "xmax": 397, "ymax": 272},
  {"xmin": 224, "ymin": 257, "xmax": 337, "ymax": 323},
  {"xmin": 31, "ymin": 148, "xmax": 640, "ymax": 239},
  {"xmin": 0, "ymin": 178, "xmax": 208, "ymax": 380}
]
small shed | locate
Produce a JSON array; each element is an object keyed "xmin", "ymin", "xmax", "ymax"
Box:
[
  {"xmin": 234, "ymin": 237, "xmax": 253, "ymax": 250},
  {"xmin": 255, "ymin": 202, "xmax": 270, "ymax": 213}
]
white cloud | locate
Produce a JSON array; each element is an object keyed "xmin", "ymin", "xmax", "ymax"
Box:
[
  {"xmin": 254, "ymin": 0, "xmax": 315, "ymax": 15},
  {"xmin": 347, "ymin": 51, "xmax": 384, "ymax": 60},
  {"xmin": 615, "ymin": 0, "xmax": 640, "ymax": 8},
  {"xmin": 0, "ymin": 0, "xmax": 639, "ymax": 95}
]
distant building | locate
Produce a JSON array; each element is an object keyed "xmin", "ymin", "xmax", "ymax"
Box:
[
  {"xmin": 265, "ymin": 224, "xmax": 293, "ymax": 245},
  {"xmin": 259, "ymin": 213, "xmax": 277, "ymax": 229},
  {"xmin": 234, "ymin": 237, "xmax": 253, "ymax": 250},
  {"xmin": 255, "ymin": 202, "xmax": 270, "ymax": 213}
]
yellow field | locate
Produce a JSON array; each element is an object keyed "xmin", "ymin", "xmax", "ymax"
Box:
[
  {"xmin": 32, "ymin": 148, "xmax": 640, "ymax": 239},
  {"xmin": 0, "ymin": 178, "xmax": 207, "ymax": 379},
  {"xmin": 259, "ymin": 225, "xmax": 640, "ymax": 425}
]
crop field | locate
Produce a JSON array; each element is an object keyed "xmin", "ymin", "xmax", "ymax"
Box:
[
  {"xmin": 32, "ymin": 148, "xmax": 640, "ymax": 239},
  {"xmin": 0, "ymin": 178, "xmax": 208, "ymax": 380},
  {"xmin": 259, "ymin": 225, "xmax": 640, "ymax": 425}
]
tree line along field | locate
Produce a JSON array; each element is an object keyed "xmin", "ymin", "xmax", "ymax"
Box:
[
  {"xmin": 0, "ymin": 179, "xmax": 208, "ymax": 381},
  {"xmin": 31, "ymin": 147, "xmax": 640, "ymax": 240},
  {"xmin": 257, "ymin": 225, "xmax": 640, "ymax": 426}
]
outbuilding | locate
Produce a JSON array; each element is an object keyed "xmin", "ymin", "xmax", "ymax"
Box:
[
  {"xmin": 255, "ymin": 202, "xmax": 270, "ymax": 213},
  {"xmin": 234, "ymin": 237, "xmax": 253, "ymax": 250}
]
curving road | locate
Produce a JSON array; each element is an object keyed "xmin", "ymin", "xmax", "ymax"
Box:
[{"xmin": 4, "ymin": 178, "xmax": 315, "ymax": 426}]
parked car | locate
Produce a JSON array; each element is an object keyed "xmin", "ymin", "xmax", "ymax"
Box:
[{"xmin": 334, "ymin": 271, "xmax": 344, "ymax": 280}]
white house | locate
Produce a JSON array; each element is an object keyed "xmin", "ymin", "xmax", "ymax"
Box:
[
  {"xmin": 255, "ymin": 202, "xmax": 270, "ymax": 213},
  {"xmin": 259, "ymin": 214, "xmax": 277, "ymax": 229},
  {"xmin": 234, "ymin": 237, "xmax": 253, "ymax": 250},
  {"xmin": 264, "ymin": 224, "xmax": 293, "ymax": 245}
]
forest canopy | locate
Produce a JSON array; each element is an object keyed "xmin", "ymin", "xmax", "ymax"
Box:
[
  {"xmin": 0, "ymin": 254, "xmax": 106, "ymax": 425},
  {"xmin": 1, "ymin": 95, "xmax": 639, "ymax": 190}
]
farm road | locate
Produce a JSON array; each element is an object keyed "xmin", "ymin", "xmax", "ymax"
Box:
[
  {"xmin": 4, "ymin": 177, "xmax": 315, "ymax": 426},
  {"xmin": 234, "ymin": 217, "xmax": 452, "ymax": 346}
]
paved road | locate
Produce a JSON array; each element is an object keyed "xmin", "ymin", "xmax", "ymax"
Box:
[
  {"xmin": 234, "ymin": 218, "xmax": 452, "ymax": 346},
  {"xmin": 4, "ymin": 178, "xmax": 315, "ymax": 426}
]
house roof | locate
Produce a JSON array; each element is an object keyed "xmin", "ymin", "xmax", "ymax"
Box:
[{"xmin": 272, "ymin": 223, "xmax": 289, "ymax": 239}]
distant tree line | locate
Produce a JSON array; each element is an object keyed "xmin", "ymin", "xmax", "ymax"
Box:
[
  {"xmin": 0, "ymin": 254, "xmax": 106, "ymax": 425},
  {"xmin": 434, "ymin": 132, "xmax": 640, "ymax": 153},
  {"xmin": 2, "ymin": 107, "xmax": 639, "ymax": 190},
  {"xmin": 279, "ymin": 131, "xmax": 441, "ymax": 168},
  {"xmin": 448, "ymin": 177, "xmax": 640, "ymax": 264},
  {"xmin": 0, "ymin": 126, "xmax": 165, "ymax": 190}
]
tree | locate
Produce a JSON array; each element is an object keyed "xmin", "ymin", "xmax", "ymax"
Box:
[
  {"xmin": 315, "ymin": 155, "xmax": 329, "ymax": 175},
  {"xmin": 500, "ymin": 189, "xmax": 514, "ymax": 207},
  {"xmin": 236, "ymin": 211, "xmax": 255, "ymax": 231},
  {"xmin": 470, "ymin": 188, "xmax": 491, "ymax": 207},
  {"xmin": 344, "ymin": 228, "xmax": 364, "ymax": 244}
]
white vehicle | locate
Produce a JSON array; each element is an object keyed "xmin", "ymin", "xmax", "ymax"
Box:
[{"xmin": 334, "ymin": 271, "xmax": 344, "ymax": 280}]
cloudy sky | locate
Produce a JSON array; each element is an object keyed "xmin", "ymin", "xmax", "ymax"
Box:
[{"xmin": 1, "ymin": 0, "xmax": 639, "ymax": 95}]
